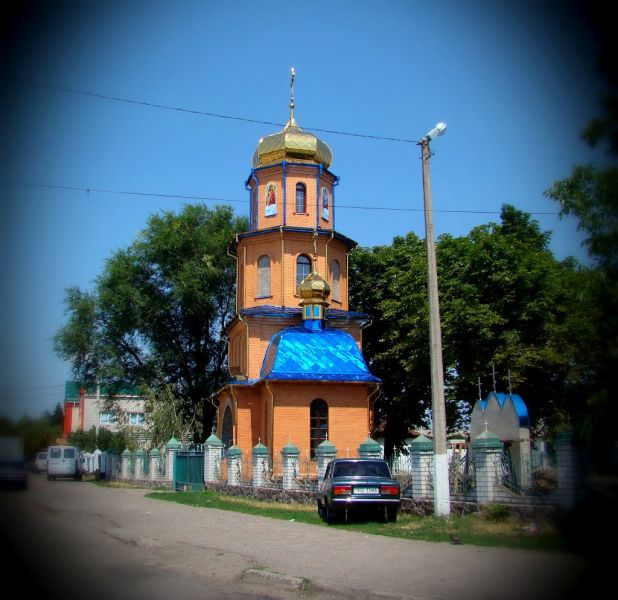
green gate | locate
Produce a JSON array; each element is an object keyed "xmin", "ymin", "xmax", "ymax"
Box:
[{"xmin": 173, "ymin": 448, "xmax": 204, "ymax": 491}]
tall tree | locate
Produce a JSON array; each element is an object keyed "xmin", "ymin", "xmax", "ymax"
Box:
[
  {"xmin": 544, "ymin": 35, "xmax": 618, "ymax": 468},
  {"xmin": 54, "ymin": 204, "xmax": 248, "ymax": 442},
  {"xmin": 350, "ymin": 205, "xmax": 588, "ymax": 458}
]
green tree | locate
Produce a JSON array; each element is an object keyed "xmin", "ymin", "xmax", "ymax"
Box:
[
  {"xmin": 544, "ymin": 40, "xmax": 618, "ymax": 468},
  {"xmin": 350, "ymin": 205, "xmax": 588, "ymax": 457},
  {"xmin": 54, "ymin": 204, "xmax": 248, "ymax": 442}
]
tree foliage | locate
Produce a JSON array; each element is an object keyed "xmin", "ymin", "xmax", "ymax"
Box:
[
  {"xmin": 54, "ymin": 204, "xmax": 248, "ymax": 442},
  {"xmin": 350, "ymin": 205, "xmax": 592, "ymax": 458}
]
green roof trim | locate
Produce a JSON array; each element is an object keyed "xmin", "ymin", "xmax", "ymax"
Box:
[
  {"xmin": 121, "ymin": 448, "xmax": 132, "ymax": 456},
  {"xmin": 316, "ymin": 439, "xmax": 337, "ymax": 455},
  {"xmin": 358, "ymin": 436, "xmax": 382, "ymax": 453},
  {"xmin": 410, "ymin": 434, "xmax": 433, "ymax": 452},
  {"xmin": 165, "ymin": 437, "xmax": 181, "ymax": 449},
  {"xmin": 226, "ymin": 445, "xmax": 242, "ymax": 457},
  {"xmin": 281, "ymin": 442, "xmax": 300, "ymax": 456},
  {"xmin": 205, "ymin": 433, "xmax": 223, "ymax": 447},
  {"xmin": 148, "ymin": 448, "xmax": 160, "ymax": 457},
  {"xmin": 472, "ymin": 429, "xmax": 502, "ymax": 449},
  {"xmin": 134, "ymin": 449, "xmax": 145, "ymax": 456},
  {"xmin": 252, "ymin": 442, "xmax": 269, "ymax": 456}
]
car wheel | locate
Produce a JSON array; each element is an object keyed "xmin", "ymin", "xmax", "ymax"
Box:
[
  {"xmin": 317, "ymin": 499, "xmax": 325, "ymax": 520},
  {"xmin": 386, "ymin": 507, "xmax": 398, "ymax": 523},
  {"xmin": 326, "ymin": 504, "xmax": 339, "ymax": 524}
]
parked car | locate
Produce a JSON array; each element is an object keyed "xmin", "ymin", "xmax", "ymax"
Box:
[
  {"xmin": 33, "ymin": 451, "xmax": 48, "ymax": 473},
  {"xmin": 0, "ymin": 435, "xmax": 27, "ymax": 489},
  {"xmin": 47, "ymin": 445, "xmax": 83, "ymax": 481},
  {"xmin": 317, "ymin": 458, "xmax": 401, "ymax": 523}
]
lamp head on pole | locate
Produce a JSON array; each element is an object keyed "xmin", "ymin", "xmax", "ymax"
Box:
[{"xmin": 420, "ymin": 122, "xmax": 447, "ymax": 144}]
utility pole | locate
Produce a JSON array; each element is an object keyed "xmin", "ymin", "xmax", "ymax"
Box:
[{"xmin": 419, "ymin": 123, "xmax": 451, "ymax": 516}]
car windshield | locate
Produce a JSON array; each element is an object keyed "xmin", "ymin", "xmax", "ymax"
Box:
[{"xmin": 333, "ymin": 461, "xmax": 390, "ymax": 478}]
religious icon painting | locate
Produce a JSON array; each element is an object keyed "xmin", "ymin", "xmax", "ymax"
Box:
[
  {"xmin": 265, "ymin": 182, "xmax": 277, "ymax": 217},
  {"xmin": 321, "ymin": 186, "xmax": 329, "ymax": 221}
]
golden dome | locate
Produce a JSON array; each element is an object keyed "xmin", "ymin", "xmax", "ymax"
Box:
[
  {"xmin": 299, "ymin": 270, "xmax": 331, "ymax": 304},
  {"xmin": 252, "ymin": 68, "xmax": 333, "ymax": 169}
]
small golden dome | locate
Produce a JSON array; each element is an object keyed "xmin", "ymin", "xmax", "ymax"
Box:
[
  {"xmin": 299, "ymin": 270, "xmax": 331, "ymax": 304},
  {"xmin": 252, "ymin": 68, "xmax": 333, "ymax": 169}
]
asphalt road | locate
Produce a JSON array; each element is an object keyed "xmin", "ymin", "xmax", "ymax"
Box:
[{"xmin": 0, "ymin": 474, "xmax": 602, "ymax": 600}]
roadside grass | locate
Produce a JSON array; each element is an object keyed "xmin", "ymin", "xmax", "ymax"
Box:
[{"xmin": 145, "ymin": 488, "xmax": 565, "ymax": 551}]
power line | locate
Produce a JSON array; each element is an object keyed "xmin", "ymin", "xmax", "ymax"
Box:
[
  {"xmin": 7, "ymin": 181, "xmax": 561, "ymax": 216},
  {"xmin": 0, "ymin": 383, "xmax": 65, "ymax": 392},
  {"xmin": 19, "ymin": 81, "xmax": 419, "ymax": 144}
]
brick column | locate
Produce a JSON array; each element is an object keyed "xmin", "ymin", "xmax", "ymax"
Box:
[
  {"xmin": 149, "ymin": 448, "xmax": 161, "ymax": 482},
  {"xmin": 204, "ymin": 433, "xmax": 223, "ymax": 484},
  {"xmin": 410, "ymin": 435, "xmax": 434, "ymax": 500},
  {"xmin": 121, "ymin": 449, "xmax": 131, "ymax": 480},
  {"xmin": 472, "ymin": 430, "xmax": 503, "ymax": 503},
  {"xmin": 316, "ymin": 439, "xmax": 337, "ymax": 485},
  {"xmin": 357, "ymin": 436, "xmax": 383, "ymax": 458},
  {"xmin": 281, "ymin": 442, "xmax": 300, "ymax": 490},
  {"xmin": 554, "ymin": 428, "xmax": 585, "ymax": 511},
  {"xmin": 252, "ymin": 442, "xmax": 269, "ymax": 488},
  {"xmin": 165, "ymin": 437, "xmax": 180, "ymax": 484},
  {"xmin": 226, "ymin": 445, "xmax": 242, "ymax": 486},
  {"xmin": 134, "ymin": 449, "xmax": 145, "ymax": 480}
]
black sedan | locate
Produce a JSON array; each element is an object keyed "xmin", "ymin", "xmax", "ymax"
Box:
[{"xmin": 317, "ymin": 458, "xmax": 401, "ymax": 523}]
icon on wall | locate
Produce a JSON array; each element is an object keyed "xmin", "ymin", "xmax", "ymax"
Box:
[
  {"xmin": 265, "ymin": 182, "xmax": 277, "ymax": 217},
  {"xmin": 321, "ymin": 186, "xmax": 329, "ymax": 220}
]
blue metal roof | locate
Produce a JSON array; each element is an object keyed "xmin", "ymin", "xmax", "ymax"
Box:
[
  {"xmin": 480, "ymin": 392, "xmax": 530, "ymax": 427},
  {"xmin": 259, "ymin": 325, "xmax": 380, "ymax": 382}
]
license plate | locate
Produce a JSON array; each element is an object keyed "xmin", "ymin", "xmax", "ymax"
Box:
[{"xmin": 354, "ymin": 486, "xmax": 379, "ymax": 495}]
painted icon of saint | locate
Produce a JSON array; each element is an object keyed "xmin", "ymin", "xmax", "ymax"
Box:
[
  {"xmin": 265, "ymin": 182, "xmax": 277, "ymax": 217},
  {"xmin": 321, "ymin": 186, "xmax": 329, "ymax": 221}
]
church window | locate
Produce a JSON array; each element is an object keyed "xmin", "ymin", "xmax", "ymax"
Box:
[
  {"xmin": 310, "ymin": 399, "xmax": 328, "ymax": 459},
  {"xmin": 257, "ymin": 255, "xmax": 271, "ymax": 297},
  {"xmin": 332, "ymin": 259, "xmax": 341, "ymax": 302},
  {"xmin": 295, "ymin": 182, "xmax": 306, "ymax": 213},
  {"xmin": 296, "ymin": 255, "xmax": 311, "ymax": 292}
]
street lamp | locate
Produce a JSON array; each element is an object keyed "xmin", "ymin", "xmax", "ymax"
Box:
[{"xmin": 419, "ymin": 122, "xmax": 451, "ymax": 517}]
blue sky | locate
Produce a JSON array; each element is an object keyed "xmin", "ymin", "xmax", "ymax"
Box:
[{"xmin": 0, "ymin": 0, "xmax": 609, "ymax": 420}]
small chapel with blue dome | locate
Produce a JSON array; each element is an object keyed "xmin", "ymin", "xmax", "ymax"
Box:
[{"xmin": 214, "ymin": 70, "xmax": 380, "ymax": 460}]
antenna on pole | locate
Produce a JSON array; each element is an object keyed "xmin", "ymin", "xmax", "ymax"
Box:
[{"xmin": 492, "ymin": 363, "xmax": 496, "ymax": 393}]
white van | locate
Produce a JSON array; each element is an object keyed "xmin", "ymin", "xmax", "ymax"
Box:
[{"xmin": 47, "ymin": 446, "xmax": 82, "ymax": 481}]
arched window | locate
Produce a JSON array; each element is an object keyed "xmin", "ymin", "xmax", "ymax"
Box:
[
  {"xmin": 310, "ymin": 399, "xmax": 328, "ymax": 458},
  {"xmin": 332, "ymin": 259, "xmax": 341, "ymax": 302},
  {"xmin": 257, "ymin": 255, "xmax": 271, "ymax": 297},
  {"xmin": 295, "ymin": 182, "xmax": 306, "ymax": 213},
  {"xmin": 296, "ymin": 255, "xmax": 311, "ymax": 292}
]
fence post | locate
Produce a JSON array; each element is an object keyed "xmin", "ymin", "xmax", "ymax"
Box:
[
  {"xmin": 165, "ymin": 437, "xmax": 180, "ymax": 485},
  {"xmin": 281, "ymin": 442, "xmax": 300, "ymax": 490},
  {"xmin": 316, "ymin": 439, "xmax": 337, "ymax": 486},
  {"xmin": 357, "ymin": 436, "xmax": 383, "ymax": 458},
  {"xmin": 204, "ymin": 432, "xmax": 223, "ymax": 484},
  {"xmin": 554, "ymin": 428, "xmax": 585, "ymax": 511},
  {"xmin": 227, "ymin": 445, "xmax": 242, "ymax": 486},
  {"xmin": 252, "ymin": 442, "xmax": 269, "ymax": 488},
  {"xmin": 410, "ymin": 435, "xmax": 434, "ymax": 500},
  {"xmin": 472, "ymin": 430, "xmax": 503, "ymax": 503},
  {"xmin": 149, "ymin": 448, "xmax": 160, "ymax": 482},
  {"xmin": 121, "ymin": 448, "xmax": 132, "ymax": 480},
  {"xmin": 134, "ymin": 448, "xmax": 145, "ymax": 480}
]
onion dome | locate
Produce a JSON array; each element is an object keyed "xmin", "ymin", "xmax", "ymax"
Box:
[
  {"xmin": 299, "ymin": 270, "xmax": 331, "ymax": 304},
  {"xmin": 252, "ymin": 68, "xmax": 333, "ymax": 169}
]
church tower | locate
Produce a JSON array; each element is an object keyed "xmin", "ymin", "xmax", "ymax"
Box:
[{"xmin": 216, "ymin": 70, "xmax": 380, "ymax": 461}]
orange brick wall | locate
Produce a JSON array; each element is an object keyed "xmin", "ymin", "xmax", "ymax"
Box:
[
  {"xmin": 250, "ymin": 164, "xmax": 337, "ymax": 231},
  {"xmin": 237, "ymin": 231, "xmax": 350, "ymax": 312}
]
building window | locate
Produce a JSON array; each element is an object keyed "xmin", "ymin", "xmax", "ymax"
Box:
[
  {"xmin": 310, "ymin": 399, "xmax": 328, "ymax": 459},
  {"xmin": 296, "ymin": 255, "xmax": 311, "ymax": 292},
  {"xmin": 128, "ymin": 412, "xmax": 145, "ymax": 426},
  {"xmin": 332, "ymin": 259, "xmax": 341, "ymax": 302},
  {"xmin": 295, "ymin": 182, "xmax": 306, "ymax": 213},
  {"xmin": 257, "ymin": 254, "xmax": 271, "ymax": 297},
  {"xmin": 99, "ymin": 412, "xmax": 117, "ymax": 424}
]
